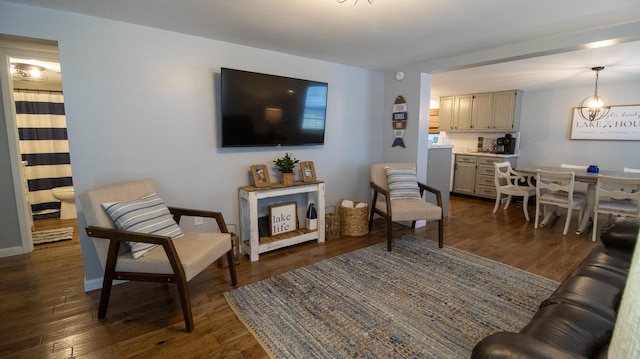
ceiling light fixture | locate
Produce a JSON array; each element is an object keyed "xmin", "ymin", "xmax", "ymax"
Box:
[
  {"xmin": 337, "ymin": 0, "xmax": 373, "ymax": 5},
  {"xmin": 577, "ymin": 66, "xmax": 610, "ymax": 122},
  {"xmin": 10, "ymin": 63, "xmax": 48, "ymax": 83}
]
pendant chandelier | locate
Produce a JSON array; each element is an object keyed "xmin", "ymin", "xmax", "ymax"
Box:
[{"xmin": 577, "ymin": 66, "xmax": 611, "ymax": 122}]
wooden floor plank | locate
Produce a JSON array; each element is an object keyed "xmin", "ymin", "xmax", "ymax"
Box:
[{"xmin": 0, "ymin": 196, "xmax": 599, "ymax": 358}]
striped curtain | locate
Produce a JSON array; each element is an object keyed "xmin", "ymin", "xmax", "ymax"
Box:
[{"xmin": 14, "ymin": 90, "xmax": 73, "ymax": 219}]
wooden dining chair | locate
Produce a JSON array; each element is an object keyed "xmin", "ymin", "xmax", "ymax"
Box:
[
  {"xmin": 79, "ymin": 179, "xmax": 238, "ymax": 332},
  {"xmin": 592, "ymin": 175, "xmax": 640, "ymax": 242},
  {"xmin": 535, "ymin": 170, "xmax": 586, "ymax": 235},
  {"xmin": 493, "ymin": 161, "xmax": 536, "ymax": 221}
]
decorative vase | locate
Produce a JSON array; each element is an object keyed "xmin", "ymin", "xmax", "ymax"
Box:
[{"xmin": 281, "ymin": 173, "xmax": 293, "ymax": 186}]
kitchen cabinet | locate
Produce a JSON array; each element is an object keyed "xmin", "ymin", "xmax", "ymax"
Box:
[
  {"xmin": 470, "ymin": 92, "xmax": 494, "ymax": 130},
  {"xmin": 453, "ymin": 155, "xmax": 476, "ymax": 195},
  {"xmin": 454, "ymin": 94, "xmax": 473, "ymax": 130},
  {"xmin": 438, "ymin": 90, "xmax": 521, "ymax": 132},
  {"xmin": 453, "ymin": 154, "xmax": 518, "ymax": 199},
  {"xmin": 438, "ymin": 96, "xmax": 455, "ymax": 131},
  {"xmin": 491, "ymin": 90, "xmax": 522, "ymax": 130}
]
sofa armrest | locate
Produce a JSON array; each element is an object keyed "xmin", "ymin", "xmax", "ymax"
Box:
[{"xmin": 471, "ymin": 332, "xmax": 586, "ymax": 359}]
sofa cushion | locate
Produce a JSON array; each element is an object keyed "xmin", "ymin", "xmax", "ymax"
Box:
[
  {"xmin": 581, "ymin": 246, "xmax": 632, "ymax": 276},
  {"xmin": 540, "ymin": 275, "xmax": 620, "ymax": 323},
  {"xmin": 568, "ymin": 264, "xmax": 627, "ymax": 292},
  {"xmin": 471, "ymin": 332, "xmax": 586, "ymax": 359},
  {"xmin": 520, "ymin": 303, "xmax": 614, "ymax": 358}
]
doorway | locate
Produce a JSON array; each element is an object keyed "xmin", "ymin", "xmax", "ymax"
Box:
[{"xmin": 1, "ymin": 35, "xmax": 76, "ymax": 254}]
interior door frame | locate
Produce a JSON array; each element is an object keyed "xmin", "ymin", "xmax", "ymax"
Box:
[{"xmin": 0, "ymin": 37, "xmax": 61, "ymax": 255}]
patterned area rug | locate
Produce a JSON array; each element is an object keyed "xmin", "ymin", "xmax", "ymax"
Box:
[
  {"xmin": 225, "ymin": 234, "xmax": 559, "ymax": 359},
  {"xmin": 32, "ymin": 227, "xmax": 74, "ymax": 244}
]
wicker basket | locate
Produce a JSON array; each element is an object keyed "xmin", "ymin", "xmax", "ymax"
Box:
[{"xmin": 338, "ymin": 200, "xmax": 369, "ymax": 236}]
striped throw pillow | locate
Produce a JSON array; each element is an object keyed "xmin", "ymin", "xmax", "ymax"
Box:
[
  {"xmin": 102, "ymin": 193, "xmax": 183, "ymax": 259},
  {"xmin": 385, "ymin": 167, "xmax": 422, "ymax": 200}
]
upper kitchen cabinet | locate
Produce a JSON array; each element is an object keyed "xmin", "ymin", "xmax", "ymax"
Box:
[
  {"xmin": 438, "ymin": 90, "xmax": 522, "ymax": 132},
  {"xmin": 491, "ymin": 90, "xmax": 522, "ymax": 131},
  {"xmin": 470, "ymin": 92, "xmax": 493, "ymax": 130},
  {"xmin": 439, "ymin": 96, "xmax": 455, "ymax": 131}
]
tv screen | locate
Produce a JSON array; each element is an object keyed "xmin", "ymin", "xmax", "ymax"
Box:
[{"xmin": 220, "ymin": 68, "xmax": 328, "ymax": 147}]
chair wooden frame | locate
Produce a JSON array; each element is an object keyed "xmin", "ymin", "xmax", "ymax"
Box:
[
  {"xmin": 85, "ymin": 207, "xmax": 238, "ymax": 333},
  {"xmin": 369, "ymin": 171, "xmax": 443, "ymax": 251}
]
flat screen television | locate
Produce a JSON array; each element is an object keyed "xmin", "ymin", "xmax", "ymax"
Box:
[{"xmin": 220, "ymin": 68, "xmax": 328, "ymax": 147}]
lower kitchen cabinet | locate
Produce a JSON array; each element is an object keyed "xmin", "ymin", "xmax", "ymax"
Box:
[{"xmin": 453, "ymin": 154, "xmax": 517, "ymax": 199}]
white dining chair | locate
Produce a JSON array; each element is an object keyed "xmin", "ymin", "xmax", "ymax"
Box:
[
  {"xmin": 592, "ymin": 175, "xmax": 640, "ymax": 242},
  {"xmin": 493, "ymin": 162, "xmax": 536, "ymax": 221},
  {"xmin": 561, "ymin": 163, "xmax": 589, "ymax": 195},
  {"xmin": 535, "ymin": 170, "xmax": 586, "ymax": 235},
  {"xmin": 624, "ymin": 167, "xmax": 640, "ymax": 173}
]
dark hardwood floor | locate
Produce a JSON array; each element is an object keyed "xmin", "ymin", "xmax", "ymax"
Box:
[{"xmin": 0, "ymin": 196, "xmax": 599, "ymax": 358}]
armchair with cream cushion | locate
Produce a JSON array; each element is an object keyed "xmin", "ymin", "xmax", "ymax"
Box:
[
  {"xmin": 79, "ymin": 178, "xmax": 237, "ymax": 332},
  {"xmin": 369, "ymin": 163, "xmax": 443, "ymax": 251}
]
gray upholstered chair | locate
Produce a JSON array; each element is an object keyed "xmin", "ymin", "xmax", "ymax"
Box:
[
  {"xmin": 369, "ymin": 163, "xmax": 443, "ymax": 251},
  {"xmin": 79, "ymin": 178, "xmax": 237, "ymax": 332}
]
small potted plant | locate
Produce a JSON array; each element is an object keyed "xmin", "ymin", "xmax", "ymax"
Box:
[{"xmin": 273, "ymin": 153, "xmax": 299, "ymax": 185}]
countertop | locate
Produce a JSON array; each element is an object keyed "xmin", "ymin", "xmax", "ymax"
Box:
[
  {"xmin": 454, "ymin": 151, "xmax": 519, "ymax": 158},
  {"xmin": 428, "ymin": 144, "xmax": 454, "ymax": 149}
]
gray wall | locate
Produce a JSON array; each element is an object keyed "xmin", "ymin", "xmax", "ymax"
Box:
[
  {"xmin": 0, "ymin": 2, "xmax": 386, "ymax": 288},
  {"xmin": 518, "ymin": 81, "xmax": 640, "ymax": 170},
  {"xmin": 0, "ymin": 85, "xmax": 22, "ymax": 252}
]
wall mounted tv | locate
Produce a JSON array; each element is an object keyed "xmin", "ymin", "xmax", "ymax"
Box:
[{"xmin": 220, "ymin": 68, "xmax": 328, "ymax": 147}]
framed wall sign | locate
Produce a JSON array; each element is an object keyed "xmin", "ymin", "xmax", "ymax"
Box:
[
  {"xmin": 251, "ymin": 164, "xmax": 270, "ymax": 187},
  {"xmin": 269, "ymin": 201, "xmax": 298, "ymax": 236},
  {"xmin": 570, "ymin": 105, "xmax": 640, "ymax": 140},
  {"xmin": 300, "ymin": 161, "xmax": 317, "ymax": 182}
]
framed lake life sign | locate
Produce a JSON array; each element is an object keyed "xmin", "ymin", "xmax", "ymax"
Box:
[
  {"xmin": 570, "ymin": 105, "xmax": 640, "ymax": 140},
  {"xmin": 269, "ymin": 202, "xmax": 298, "ymax": 236}
]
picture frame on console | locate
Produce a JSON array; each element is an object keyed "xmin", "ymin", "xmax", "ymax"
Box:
[
  {"xmin": 251, "ymin": 164, "xmax": 270, "ymax": 187},
  {"xmin": 301, "ymin": 161, "xmax": 317, "ymax": 182}
]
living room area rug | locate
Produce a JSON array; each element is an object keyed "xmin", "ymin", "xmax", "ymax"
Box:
[{"xmin": 225, "ymin": 234, "xmax": 559, "ymax": 358}]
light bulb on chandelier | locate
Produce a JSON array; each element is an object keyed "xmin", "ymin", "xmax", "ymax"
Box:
[{"xmin": 577, "ymin": 66, "xmax": 611, "ymax": 122}]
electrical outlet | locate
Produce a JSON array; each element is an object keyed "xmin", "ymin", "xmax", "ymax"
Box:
[{"xmin": 194, "ymin": 216, "xmax": 204, "ymax": 226}]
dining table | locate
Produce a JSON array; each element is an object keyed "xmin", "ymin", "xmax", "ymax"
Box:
[{"xmin": 515, "ymin": 166, "xmax": 640, "ymax": 235}]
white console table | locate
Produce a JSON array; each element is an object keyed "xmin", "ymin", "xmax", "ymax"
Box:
[{"xmin": 238, "ymin": 181, "xmax": 325, "ymax": 261}]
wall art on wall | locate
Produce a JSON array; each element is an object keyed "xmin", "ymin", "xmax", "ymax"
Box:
[
  {"xmin": 392, "ymin": 95, "xmax": 407, "ymax": 148},
  {"xmin": 571, "ymin": 105, "xmax": 640, "ymax": 140}
]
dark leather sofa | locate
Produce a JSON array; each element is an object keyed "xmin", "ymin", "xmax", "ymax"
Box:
[{"xmin": 472, "ymin": 217, "xmax": 639, "ymax": 359}]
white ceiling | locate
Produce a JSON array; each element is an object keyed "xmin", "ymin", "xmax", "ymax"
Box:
[{"xmin": 5, "ymin": 0, "xmax": 640, "ymax": 98}]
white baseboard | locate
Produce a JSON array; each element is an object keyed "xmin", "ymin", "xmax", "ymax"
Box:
[{"xmin": 0, "ymin": 246, "xmax": 26, "ymax": 258}]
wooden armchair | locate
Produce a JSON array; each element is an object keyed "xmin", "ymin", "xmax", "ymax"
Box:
[
  {"xmin": 369, "ymin": 163, "xmax": 443, "ymax": 251},
  {"xmin": 79, "ymin": 179, "xmax": 237, "ymax": 332}
]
